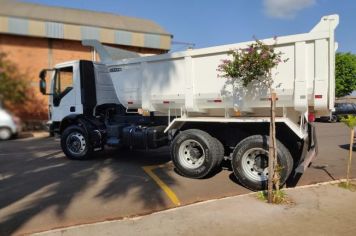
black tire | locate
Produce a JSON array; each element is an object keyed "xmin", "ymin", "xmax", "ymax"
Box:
[
  {"xmin": 213, "ymin": 137, "xmax": 225, "ymax": 168},
  {"xmin": 0, "ymin": 127, "xmax": 12, "ymax": 141},
  {"xmin": 171, "ymin": 129, "xmax": 219, "ymax": 178},
  {"xmin": 48, "ymin": 123, "xmax": 55, "ymax": 137},
  {"xmin": 330, "ymin": 115, "xmax": 337, "ymax": 123},
  {"xmin": 60, "ymin": 125, "xmax": 93, "ymax": 160},
  {"xmin": 231, "ymin": 135, "xmax": 293, "ymax": 191}
]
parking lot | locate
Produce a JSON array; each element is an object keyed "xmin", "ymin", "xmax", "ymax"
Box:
[{"xmin": 0, "ymin": 122, "xmax": 355, "ymax": 235}]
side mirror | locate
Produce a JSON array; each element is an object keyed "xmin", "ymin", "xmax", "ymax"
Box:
[
  {"xmin": 39, "ymin": 69, "xmax": 53, "ymax": 95},
  {"xmin": 39, "ymin": 78, "xmax": 46, "ymax": 95},
  {"xmin": 39, "ymin": 69, "xmax": 47, "ymax": 80}
]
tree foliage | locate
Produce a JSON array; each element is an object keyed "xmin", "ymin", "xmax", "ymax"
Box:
[
  {"xmin": 341, "ymin": 115, "xmax": 356, "ymax": 129},
  {"xmin": 0, "ymin": 52, "xmax": 28, "ymax": 106},
  {"xmin": 0, "ymin": 51, "xmax": 48, "ymax": 120},
  {"xmin": 335, "ymin": 52, "xmax": 356, "ymax": 98},
  {"xmin": 217, "ymin": 39, "xmax": 286, "ymax": 88}
]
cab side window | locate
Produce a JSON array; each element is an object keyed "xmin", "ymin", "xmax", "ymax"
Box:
[{"xmin": 53, "ymin": 67, "xmax": 73, "ymax": 106}]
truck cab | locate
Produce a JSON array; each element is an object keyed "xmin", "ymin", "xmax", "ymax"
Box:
[
  {"xmin": 40, "ymin": 60, "xmax": 119, "ymax": 135},
  {"xmin": 40, "ymin": 61, "xmax": 78, "ymax": 131}
]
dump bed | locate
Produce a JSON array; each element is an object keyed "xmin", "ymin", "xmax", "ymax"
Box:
[{"xmin": 106, "ymin": 15, "xmax": 338, "ymax": 118}]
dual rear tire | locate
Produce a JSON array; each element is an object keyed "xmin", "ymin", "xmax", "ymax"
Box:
[
  {"xmin": 171, "ymin": 130, "xmax": 293, "ymax": 191},
  {"xmin": 231, "ymin": 135, "xmax": 293, "ymax": 191},
  {"xmin": 171, "ymin": 129, "xmax": 224, "ymax": 179}
]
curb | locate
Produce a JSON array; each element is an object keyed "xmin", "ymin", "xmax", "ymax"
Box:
[{"xmin": 18, "ymin": 131, "xmax": 49, "ymax": 139}]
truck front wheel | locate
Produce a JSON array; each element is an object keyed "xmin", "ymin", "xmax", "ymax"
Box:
[
  {"xmin": 232, "ymin": 135, "xmax": 293, "ymax": 191},
  {"xmin": 171, "ymin": 129, "xmax": 219, "ymax": 178},
  {"xmin": 61, "ymin": 125, "xmax": 93, "ymax": 160}
]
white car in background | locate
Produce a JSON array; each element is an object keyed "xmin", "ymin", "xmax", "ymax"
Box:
[{"xmin": 0, "ymin": 108, "xmax": 21, "ymax": 140}]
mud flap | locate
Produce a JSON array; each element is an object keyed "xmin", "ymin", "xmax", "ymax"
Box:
[{"xmin": 295, "ymin": 123, "xmax": 318, "ymax": 174}]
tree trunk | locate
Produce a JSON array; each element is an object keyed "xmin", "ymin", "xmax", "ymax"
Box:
[
  {"xmin": 346, "ymin": 128, "xmax": 354, "ymax": 187},
  {"xmin": 268, "ymin": 89, "xmax": 276, "ymax": 203}
]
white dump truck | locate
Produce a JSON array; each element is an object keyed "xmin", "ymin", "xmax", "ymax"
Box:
[{"xmin": 39, "ymin": 15, "xmax": 338, "ymax": 190}]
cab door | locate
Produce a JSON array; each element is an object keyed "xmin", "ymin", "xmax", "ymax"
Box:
[{"xmin": 51, "ymin": 63, "xmax": 81, "ymax": 121}]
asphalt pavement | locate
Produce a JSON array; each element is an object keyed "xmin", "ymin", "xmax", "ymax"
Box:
[{"xmin": 0, "ymin": 122, "xmax": 355, "ymax": 235}]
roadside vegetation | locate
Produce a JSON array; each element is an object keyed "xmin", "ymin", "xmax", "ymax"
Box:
[
  {"xmin": 339, "ymin": 115, "xmax": 356, "ymax": 190},
  {"xmin": 0, "ymin": 51, "xmax": 47, "ymax": 120},
  {"xmin": 335, "ymin": 52, "xmax": 356, "ymax": 98},
  {"xmin": 0, "ymin": 52, "xmax": 28, "ymax": 108},
  {"xmin": 256, "ymin": 189, "xmax": 290, "ymax": 204},
  {"xmin": 218, "ymin": 38, "xmax": 288, "ymax": 203},
  {"xmin": 338, "ymin": 181, "xmax": 356, "ymax": 191}
]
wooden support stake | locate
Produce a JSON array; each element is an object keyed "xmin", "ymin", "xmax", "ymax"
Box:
[
  {"xmin": 268, "ymin": 90, "xmax": 276, "ymax": 203},
  {"xmin": 347, "ymin": 128, "xmax": 354, "ymax": 187}
]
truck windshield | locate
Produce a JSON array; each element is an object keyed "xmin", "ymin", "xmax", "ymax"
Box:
[{"xmin": 53, "ymin": 66, "xmax": 73, "ymax": 106}]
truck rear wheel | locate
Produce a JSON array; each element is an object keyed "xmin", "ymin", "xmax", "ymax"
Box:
[
  {"xmin": 61, "ymin": 125, "xmax": 93, "ymax": 160},
  {"xmin": 171, "ymin": 129, "xmax": 219, "ymax": 178},
  {"xmin": 231, "ymin": 135, "xmax": 293, "ymax": 191},
  {"xmin": 213, "ymin": 137, "xmax": 225, "ymax": 168}
]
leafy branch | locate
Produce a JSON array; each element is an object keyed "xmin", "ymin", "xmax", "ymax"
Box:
[{"xmin": 218, "ymin": 38, "xmax": 287, "ymax": 203}]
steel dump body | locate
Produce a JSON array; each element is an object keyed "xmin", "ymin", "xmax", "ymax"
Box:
[{"xmin": 106, "ymin": 15, "xmax": 338, "ymax": 119}]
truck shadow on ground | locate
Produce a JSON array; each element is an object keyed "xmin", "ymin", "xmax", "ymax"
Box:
[
  {"xmin": 0, "ymin": 138, "xmax": 176, "ymax": 235},
  {"xmin": 339, "ymin": 144, "xmax": 356, "ymax": 152}
]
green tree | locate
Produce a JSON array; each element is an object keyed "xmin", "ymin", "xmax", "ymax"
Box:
[
  {"xmin": 218, "ymin": 39, "xmax": 286, "ymax": 203},
  {"xmin": 0, "ymin": 52, "xmax": 28, "ymax": 107},
  {"xmin": 335, "ymin": 52, "xmax": 356, "ymax": 98}
]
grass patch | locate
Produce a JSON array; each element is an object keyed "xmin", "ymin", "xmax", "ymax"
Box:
[
  {"xmin": 338, "ymin": 181, "xmax": 356, "ymax": 192},
  {"xmin": 256, "ymin": 190, "xmax": 289, "ymax": 204},
  {"xmin": 256, "ymin": 191, "xmax": 268, "ymax": 202}
]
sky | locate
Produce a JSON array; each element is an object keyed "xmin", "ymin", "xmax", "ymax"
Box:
[{"xmin": 21, "ymin": 0, "xmax": 355, "ymax": 52}]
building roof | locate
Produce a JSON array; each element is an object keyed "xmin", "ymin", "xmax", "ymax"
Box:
[
  {"xmin": 0, "ymin": 0, "xmax": 172, "ymax": 50},
  {"xmin": 0, "ymin": 0, "xmax": 170, "ymax": 35}
]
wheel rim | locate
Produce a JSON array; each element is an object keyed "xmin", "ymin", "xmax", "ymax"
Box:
[
  {"xmin": 66, "ymin": 131, "xmax": 87, "ymax": 155},
  {"xmin": 178, "ymin": 139, "xmax": 205, "ymax": 169},
  {"xmin": 241, "ymin": 148, "xmax": 269, "ymax": 182},
  {"xmin": 0, "ymin": 128, "xmax": 11, "ymax": 140}
]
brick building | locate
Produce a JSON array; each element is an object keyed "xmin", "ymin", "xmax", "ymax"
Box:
[{"xmin": 0, "ymin": 0, "xmax": 171, "ymax": 120}]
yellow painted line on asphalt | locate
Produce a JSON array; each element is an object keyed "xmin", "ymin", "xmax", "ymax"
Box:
[{"xmin": 142, "ymin": 165, "xmax": 181, "ymax": 206}]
